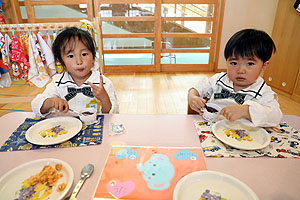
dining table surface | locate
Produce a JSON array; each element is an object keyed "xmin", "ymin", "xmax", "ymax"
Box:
[{"xmin": 0, "ymin": 112, "xmax": 300, "ymax": 200}]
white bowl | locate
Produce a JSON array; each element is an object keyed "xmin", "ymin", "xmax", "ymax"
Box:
[
  {"xmin": 202, "ymin": 103, "xmax": 221, "ymax": 121},
  {"xmin": 79, "ymin": 107, "xmax": 97, "ymax": 125}
]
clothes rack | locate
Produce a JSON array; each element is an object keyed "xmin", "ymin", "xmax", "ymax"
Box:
[{"xmin": 0, "ymin": 20, "xmax": 104, "ymax": 73}]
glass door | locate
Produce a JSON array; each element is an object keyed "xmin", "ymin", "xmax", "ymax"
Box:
[{"xmin": 94, "ymin": 0, "xmax": 223, "ymax": 73}]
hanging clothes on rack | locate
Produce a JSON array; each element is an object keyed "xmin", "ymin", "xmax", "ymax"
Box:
[
  {"xmin": 11, "ymin": 34, "xmax": 30, "ymax": 80},
  {"xmin": 0, "ymin": 33, "xmax": 11, "ymax": 87},
  {"xmin": 4, "ymin": 33, "xmax": 11, "ymax": 67},
  {"xmin": 19, "ymin": 32, "xmax": 30, "ymax": 83},
  {"xmin": 27, "ymin": 33, "xmax": 49, "ymax": 88},
  {"xmin": 37, "ymin": 32, "xmax": 56, "ymax": 77},
  {"xmin": 0, "ymin": 32, "xmax": 7, "ymax": 66},
  {"xmin": 0, "ymin": 21, "xmax": 96, "ymax": 87},
  {"xmin": 20, "ymin": 32, "xmax": 29, "ymax": 61},
  {"xmin": 0, "ymin": 57, "xmax": 11, "ymax": 87},
  {"xmin": 0, "ymin": 34, "xmax": 9, "ymax": 74},
  {"xmin": 45, "ymin": 31, "xmax": 52, "ymax": 47},
  {"xmin": 27, "ymin": 33, "xmax": 38, "ymax": 86}
]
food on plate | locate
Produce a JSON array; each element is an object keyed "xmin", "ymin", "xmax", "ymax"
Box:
[
  {"xmin": 40, "ymin": 125, "xmax": 68, "ymax": 138},
  {"xmin": 199, "ymin": 189, "xmax": 227, "ymax": 200},
  {"xmin": 224, "ymin": 129, "xmax": 253, "ymax": 142},
  {"xmin": 55, "ymin": 163, "xmax": 62, "ymax": 171},
  {"xmin": 58, "ymin": 182, "xmax": 67, "ymax": 191},
  {"xmin": 14, "ymin": 163, "xmax": 66, "ymax": 200}
]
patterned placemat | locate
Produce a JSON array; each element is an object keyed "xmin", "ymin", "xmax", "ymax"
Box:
[
  {"xmin": 94, "ymin": 146, "xmax": 207, "ymax": 199},
  {"xmin": 194, "ymin": 121, "xmax": 300, "ymax": 158},
  {"xmin": 0, "ymin": 115, "xmax": 104, "ymax": 152}
]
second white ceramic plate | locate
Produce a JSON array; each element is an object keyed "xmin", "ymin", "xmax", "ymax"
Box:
[
  {"xmin": 25, "ymin": 116, "xmax": 82, "ymax": 145},
  {"xmin": 173, "ymin": 170, "xmax": 259, "ymax": 200},
  {"xmin": 0, "ymin": 158, "xmax": 74, "ymax": 200},
  {"xmin": 212, "ymin": 120, "xmax": 271, "ymax": 150}
]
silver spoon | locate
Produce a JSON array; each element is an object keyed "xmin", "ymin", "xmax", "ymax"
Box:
[
  {"xmin": 66, "ymin": 164, "xmax": 94, "ymax": 200},
  {"xmin": 68, "ymin": 109, "xmax": 80, "ymax": 115}
]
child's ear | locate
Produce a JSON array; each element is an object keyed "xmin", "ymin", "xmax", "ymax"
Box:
[{"xmin": 261, "ymin": 61, "xmax": 270, "ymax": 73}]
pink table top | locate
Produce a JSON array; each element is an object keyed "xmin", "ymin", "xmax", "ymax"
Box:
[{"xmin": 0, "ymin": 112, "xmax": 299, "ymax": 200}]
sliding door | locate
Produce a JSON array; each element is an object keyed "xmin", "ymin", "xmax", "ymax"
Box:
[{"xmin": 95, "ymin": 0, "xmax": 223, "ymax": 73}]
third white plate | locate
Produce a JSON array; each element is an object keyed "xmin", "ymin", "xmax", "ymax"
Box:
[
  {"xmin": 0, "ymin": 158, "xmax": 74, "ymax": 200},
  {"xmin": 212, "ymin": 120, "xmax": 270, "ymax": 150}
]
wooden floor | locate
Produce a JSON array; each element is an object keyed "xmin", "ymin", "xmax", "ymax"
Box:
[{"xmin": 1, "ymin": 72, "xmax": 300, "ymax": 117}]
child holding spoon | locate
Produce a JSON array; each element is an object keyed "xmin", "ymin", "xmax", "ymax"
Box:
[
  {"xmin": 32, "ymin": 27, "xmax": 119, "ymax": 117},
  {"xmin": 188, "ymin": 29, "xmax": 282, "ymax": 127}
]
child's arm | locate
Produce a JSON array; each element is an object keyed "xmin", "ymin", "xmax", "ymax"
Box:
[
  {"xmin": 31, "ymin": 76, "xmax": 69, "ymax": 117},
  {"xmin": 220, "ymin": 105, "xmax": 251, "ymax": 122},
  {"xmin": 188, "ymin": 73, "xmax": 220, "ymax": 114},
  {"xmin": 88, "ymin": 75, "xmax": 112, "ymax": 113},
  {"xmin": 40, "ymin": 97, "xmax": 69, "ymax": 114},
  {"xmin": 188, "ymin": 88, "xmax": 208, "ymax": 114},
  {"xmin": 220, "ymin": 92, "xmax": 282, "ymax": 127},
  {"xmin": 243, "ymin": 94, "xmax": 282, "ymax": 127}
]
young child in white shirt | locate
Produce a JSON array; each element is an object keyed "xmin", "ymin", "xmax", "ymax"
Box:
[
  {"xmin": 188, "ymin": 29, "xmax": 282, "ymax": 127},
  {"xmin": 32, "ymin": 27, "xmax": 119, "ymax": 117}
]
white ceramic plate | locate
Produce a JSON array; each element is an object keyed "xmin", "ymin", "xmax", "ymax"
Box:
[
  {"xmin": 26, "ymin": 116, "xmax": 82, "ymax": 145},
  {"xmin": 0, "ymin": 158, "xmax": 74, "ymax": 200},
  {"xmin": 173, "ymin": 170, "xmax": 259, "ymax": 200},
  {"xmin": 212, "ymin": 119, "xmax": 271, "ymax": 150}
]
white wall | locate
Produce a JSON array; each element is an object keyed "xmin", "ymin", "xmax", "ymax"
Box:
[{"xmin": 217, "ymin": 0, "xmax": 278, "ymax": 69}]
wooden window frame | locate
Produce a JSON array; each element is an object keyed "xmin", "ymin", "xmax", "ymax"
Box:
[
  {"xmin": 94, "ymin": 0, "xmax": 224, "ymax": 73},
  {"xmin": 9, "ymin": 0, "xmax": 224, "ymax": 73},
  {"xmin": 16, "ymin": 0, "xmax": 93, "ymax": 23}
]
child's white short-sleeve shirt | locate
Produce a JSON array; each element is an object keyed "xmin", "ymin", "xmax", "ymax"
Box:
[
  {"xmin": 32, "ymin": 70, "xmax": 119, "ymax": 117},
  {"xmin": 192, "ymin": 72, "xmax": 282, "ymax": 127}
]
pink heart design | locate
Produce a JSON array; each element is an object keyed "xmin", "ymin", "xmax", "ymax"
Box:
[{"xmin": 107, "ymin": 180, "xmax": 135, "ymax": 198}]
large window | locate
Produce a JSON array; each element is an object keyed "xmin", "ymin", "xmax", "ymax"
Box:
[
  {"xmin": 16, "ymin": 0, "xmax": 223, "ymax": 73},
  {"xmin": 96, "ymin": 0, "xmax": 223, "ymax": 73}
]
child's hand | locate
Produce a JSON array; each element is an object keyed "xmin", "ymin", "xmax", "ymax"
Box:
[
  {"xmin": 88, "ymin": 75, "xmax": 112, "ymax": 113},
  {"xmin": 41, "ymin": 97, "xmax": 69, "ymax": 114},
  {"xmin": 189, "ymin": 96, "xmax": 207, "ymax": 114},
  {"xmin": 88, "ymin": 75, "xmax": 108, "ymax": 100},
  {"xmin": 188, "ymin": 88, "xmax": 207, "ymax": 114},
  {"xmin": 220, "ymin": 105, "xmax": 250, "ymax": 122}
]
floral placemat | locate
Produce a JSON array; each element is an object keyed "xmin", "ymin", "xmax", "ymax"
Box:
[
  {"xmin": 194, "ymin": 121, "xmax": 300, "ymax": 158},
  {"xmin": 0, "ymin": 115, "xmax": 104, "ymax": 152}
]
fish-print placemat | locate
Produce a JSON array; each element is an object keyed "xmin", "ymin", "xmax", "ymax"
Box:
[
  {"xmin": 0, "ymin": 115, "xmax": 104, "ymax": 152},
  {"xmin": 194, "ymin": 121, "xmax": 300, "ymax": 158}
]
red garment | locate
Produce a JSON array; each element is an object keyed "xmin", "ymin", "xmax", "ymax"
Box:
[
  {"xmin": 11, "ymin": 35, "xmax": 30, "ymax": 79},
  {"xmin": 20, "ymin": 33, "xmax": 29, "ymax": 61}
]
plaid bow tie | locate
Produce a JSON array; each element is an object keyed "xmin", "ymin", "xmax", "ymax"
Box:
[
  {"xmin": 214, "ymin": 89, "xmax": 246, "ymax": 104},
  {"xmin": 65, "ymin": 87, "xmax": 94, "ymax": 101}
]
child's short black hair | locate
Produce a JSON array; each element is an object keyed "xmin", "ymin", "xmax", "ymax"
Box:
[
  {"xmin": 52, "ymin": 27, "xmax": 96, "ymax": 67},
  {"xmin": 224, "ymin": 29, "xmax": 276, "ymax": 63}
]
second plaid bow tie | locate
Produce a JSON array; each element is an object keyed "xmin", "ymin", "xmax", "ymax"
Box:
[{"xmin": 214, "ymin": 89, "xmax": 246, "ymax": 104}]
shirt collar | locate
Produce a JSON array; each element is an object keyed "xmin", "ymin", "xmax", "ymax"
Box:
[{"xmin": 216, "ymin": 73, "xmax": 266, "ymax": 98}]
